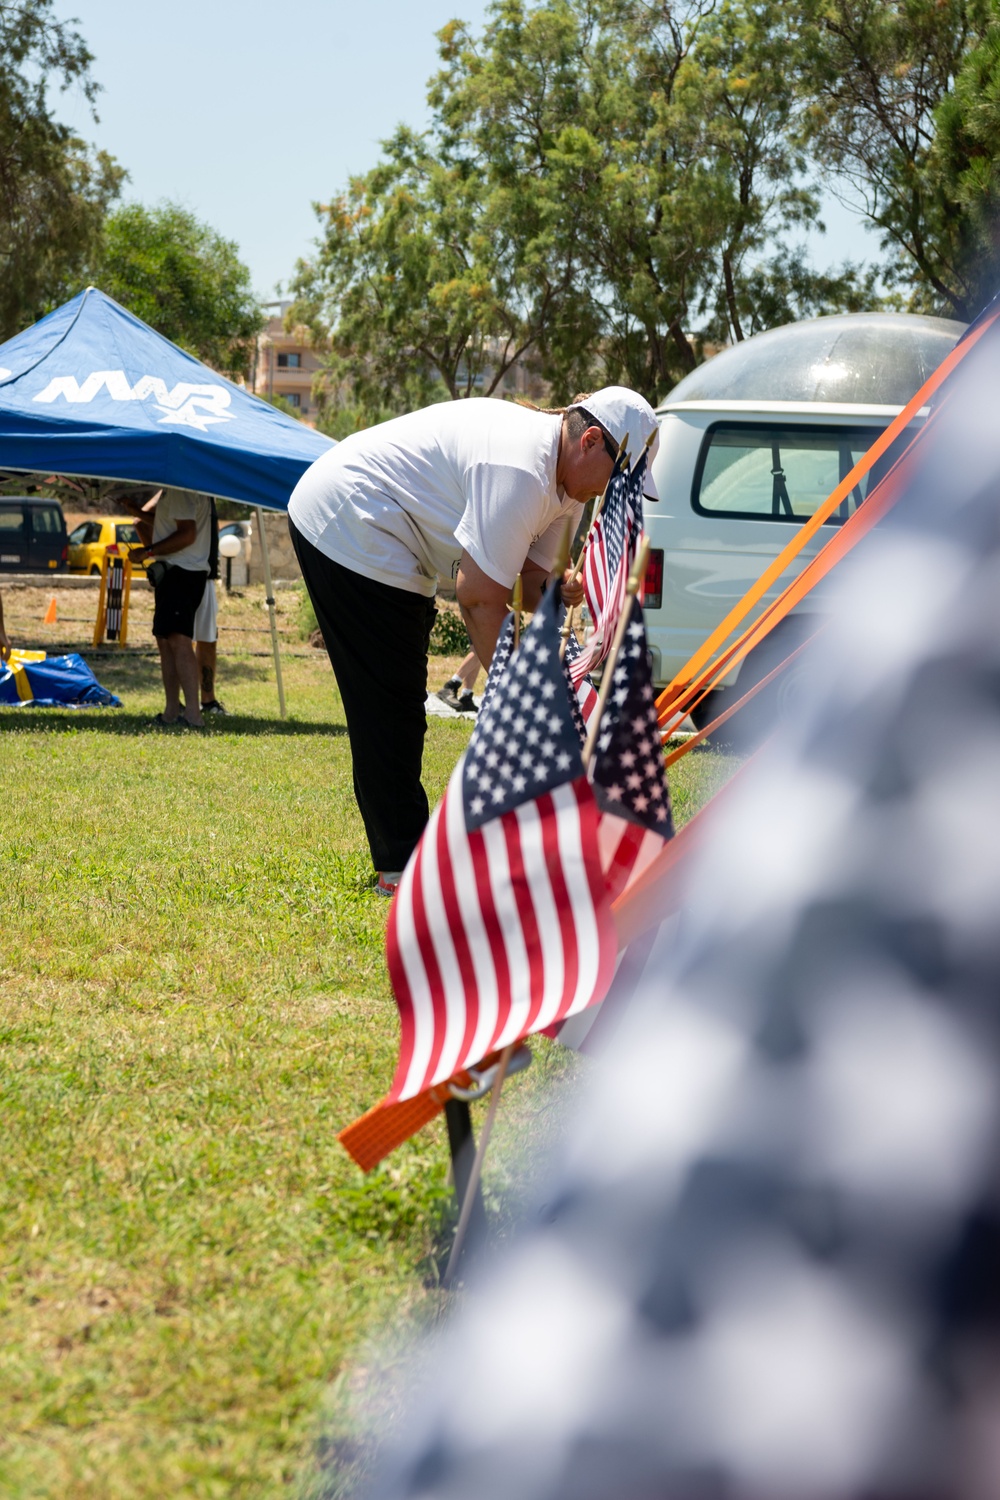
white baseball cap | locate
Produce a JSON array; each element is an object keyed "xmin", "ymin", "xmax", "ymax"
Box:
[{"xmin": 574, "ymin": 386, "xmax": 660, "ymax": 499}]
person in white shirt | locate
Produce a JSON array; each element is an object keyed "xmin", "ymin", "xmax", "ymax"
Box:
[
  {"xmin": 287, "ymin": 388, "xmax": 660, "ymax": 893},
  {"xmin": 132, "ymin": 487, "xmax": 212, "ymax": 728}
]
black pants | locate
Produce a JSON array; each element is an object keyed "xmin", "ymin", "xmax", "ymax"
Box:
[{"xmin": 289, "ymin": 518, "xmax": 437, "ymax": 873}]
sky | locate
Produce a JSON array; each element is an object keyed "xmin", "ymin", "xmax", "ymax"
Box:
[{"xmin": 55, "ymin": 0, "xmax": 878, "ymax": 304}]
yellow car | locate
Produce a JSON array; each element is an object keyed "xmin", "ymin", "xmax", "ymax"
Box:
[{"xmin": 67, "ymin": 517, "xmax": 148, "ymax": 575}]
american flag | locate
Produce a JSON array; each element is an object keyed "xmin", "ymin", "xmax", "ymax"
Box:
[
  {"xmin": 385, "ymin": 586, "xmax": 618, "ymax": 1102},
  {"xmin": 563, "ymin": 627, "xmax": 599, "ymax": 728},
  {"xmin": 567, "ymin": 446, "xmax": 647, "ymax": 687},
  {"xmin": 591, "ymin": 600, "xmax": 674, "ymax": 902},
  {"xmin": 476, "ymin": 611, "xmax": 515, "ymax": 718}
]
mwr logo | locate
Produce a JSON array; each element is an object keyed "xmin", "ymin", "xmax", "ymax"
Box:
[{"xmin": 33, "ymin": 370, "xmax": 233, "ymax": 432}]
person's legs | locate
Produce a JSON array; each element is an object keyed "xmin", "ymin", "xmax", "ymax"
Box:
[
  {"xmin": 194, "ymin": 581, "xmax": 224, "ymax": 710},
  {"xmin": 196, "ymin": 640, "xmax": 217, "ymax": 705},
  {"xmin": 437, "ymin": 647, "xmax": 480, "ymax": 712},
  {"xmin": 456, "ymin": 650, "xmax": 480, "ymax": 693},
  {"xmin": 155, "ymin": 635, "xmax": 182, "ymax": 719},
  {"xmin": 290, "ymin": 519, "xmax": 435, "ymax": 873},
  {"xmin": 168, "ymin": 634, "xmax": 203, "ymax": 725},
  {"xmin": 151, "ymin": 569, "xmax": 208, "ymax": 726}
]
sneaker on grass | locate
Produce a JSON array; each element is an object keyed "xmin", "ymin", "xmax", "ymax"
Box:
[
  {"xmin": 435, "ymin": 683, "xmax": 478, "ymax": 714},
  {"xmin": 435, "ymin": 682, "xmax": 465, "ymax": 713}
]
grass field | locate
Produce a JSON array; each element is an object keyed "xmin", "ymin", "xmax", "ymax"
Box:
[{"xmin": 0, "ymin": 582, "xmax": 737, "ymax": 1498}]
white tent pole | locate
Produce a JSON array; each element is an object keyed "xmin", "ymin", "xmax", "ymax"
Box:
[{"xmin": 255, "ymin": 506, "xmax": 287, "ymax": 720}]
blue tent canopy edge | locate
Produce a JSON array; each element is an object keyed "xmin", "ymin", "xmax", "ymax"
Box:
[{"xmin": 0, "ymin": 288, "xmax": 333, "ymax": 512}]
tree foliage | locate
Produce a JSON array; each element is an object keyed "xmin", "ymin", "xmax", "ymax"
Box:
[
  {"xmin": 792, "ymin": 0, "xmax": 996, "ymax": 319},
  {"xmin": 0, "ymin": 0, "xmax": 123, "ymax": 339},
  {"xmin": 95, "ymin": 202, "xmax": 265, "ymax": 377},
  {"xmin": 929, "ymin": 17, "xmax": 1000, "ymax": 315},
  {"xmin": 292, "ymin": 0, "xmax": 879, "ymax": 414},
  {"xmin": 293, "ymin": 0, "xmax": 1000, "ymax": 422}
]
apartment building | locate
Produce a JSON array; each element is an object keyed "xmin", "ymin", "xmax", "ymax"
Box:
[{"xmin": 250, "ymin": 300, "xmax": 325, "ymax": 424}]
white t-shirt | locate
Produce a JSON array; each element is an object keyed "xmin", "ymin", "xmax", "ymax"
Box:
[
  {"xmin": 152, "ymin": 488, "xmax": 212, "ymax": 572},
  {"xmin": 287, "ymin": 399, "xmax": 582, "ymax": 596}
]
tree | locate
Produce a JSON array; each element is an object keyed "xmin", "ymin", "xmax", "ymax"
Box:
[
  {"xmin": 294, "ymin": 0, "xmax": 878, "ymax": 414},
  {"xmin": 432, "ymin": 0, "xmax": 835, "ymax": 390},
  {"xmin": 929, "ymin": 19, "xmax": 1000, "ymax": 315},
  {"xmin": 96, "ymin": 202, "xmax": 265, "ymax": 377},
  {"xmin": 792, "ymin": 0, "xmax": 995, "ymax": 318},
  {"xmin": 289, "ymin": 119, "xmax": 585, "ymax": 429},
  {"xmin": 0, "ymin": 0, "xmax": 124, "ymax": 339}
]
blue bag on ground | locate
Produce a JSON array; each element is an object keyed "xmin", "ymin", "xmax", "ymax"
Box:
[{"xmin": 0, "ymin": 652, "xmax": 122, "ymax": 707}]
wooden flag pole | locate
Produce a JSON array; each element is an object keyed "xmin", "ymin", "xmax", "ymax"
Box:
[
  {"xmin": 512, "ymin": 573, "xmax": 523, "ymax": 650},
  {"xmin": 443, "ymin": 1042, "xmax": 516, "ymax": 1287},
  {"xmin": 581, "ymin": 535, "xmax": 651, "ymax": 771},
  {"xmin": 559, "ymin": 604, "xmax": 577, "ymax": 661}
]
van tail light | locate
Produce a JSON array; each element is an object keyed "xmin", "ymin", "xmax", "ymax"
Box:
[
  {"xmin": 61, "ymin": 544, "xmax": 67, "ymax": 561},
  {"xmin": 642, "ymin": 547, "xmax": 664, "ymax": 610}
]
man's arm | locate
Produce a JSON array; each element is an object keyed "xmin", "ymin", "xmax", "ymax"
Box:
[
  {"xmin": 455, "ymin": 553, "xmax": 586, "ymax": 666},
  {"xmin": 0, "ymin": 589, "xmax": 10, "ymax": 662},
  {"xmin": 455, "ymin": 552, "xmax": 510, "ymax": 667},
  {"xmin": 135, "ymin": 519, "xmax": 196, "ymax": 560},
  {"xmin": 518, "ymin": 560, "xmax": 584, "ymax": 613}
]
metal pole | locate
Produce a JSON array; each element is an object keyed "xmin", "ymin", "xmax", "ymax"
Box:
[
  {"xmin": 444, "ymin": 1044, "xmax": 513, "ymax": 1286},
  {"xmin": 254, "ymin": 505, "xmax": 286, "ymax": 720},
  {"xmin": 443, "ymin": 1099, "xmax": 487, "ymax": 1259}
]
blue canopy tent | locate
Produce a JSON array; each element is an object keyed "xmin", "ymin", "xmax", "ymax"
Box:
[{"xmin": 0, "ymin": 287, "xmax": 335, "ymax": 713}]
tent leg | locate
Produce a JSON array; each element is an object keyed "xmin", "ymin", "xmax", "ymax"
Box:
[{"xmin": 255, "ymin": 506, "xmax": 286, "ymax": 721}]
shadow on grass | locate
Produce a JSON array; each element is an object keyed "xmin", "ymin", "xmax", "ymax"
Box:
[{"xmin": 0, "ymin": 709, "xmax": 349, "ymax": 737}]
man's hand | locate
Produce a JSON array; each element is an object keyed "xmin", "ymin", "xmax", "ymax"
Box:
[
  {"xmin": 516, "ymin": 562, "xmax": 585, "ymax": 612},
  {"xmin": 457, "ymin": 553, "xmax": 588, "ymax": 664},
  {"xmin": 138, "ymin": 519, "xmax": 196, "ymax": 564},
  {"xmin": 560, "ymin": 571, "xmax": 585, "ymax": 609},
  {"xmin": 0, "ymin": 628, "xmax": 11, "ymax": 664}
]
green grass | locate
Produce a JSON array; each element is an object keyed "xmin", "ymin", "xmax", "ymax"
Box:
[{"xmin": 0, "ymin": 585, "xmax": 737, "ymax": 1497}]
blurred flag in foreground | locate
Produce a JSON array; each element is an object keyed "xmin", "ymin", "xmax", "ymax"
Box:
[
  {"xmin": 361, "ymin": 301, "xmax": 1000, "ymax": 1500},
  {"xmin": 385, "ymin": 587, "xmax": 617, "ymax": 1102}
]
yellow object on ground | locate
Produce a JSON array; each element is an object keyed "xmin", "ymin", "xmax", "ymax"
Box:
[{"xmin": 5, "ymin": 649, "xmax": 45, "ymax": 702}]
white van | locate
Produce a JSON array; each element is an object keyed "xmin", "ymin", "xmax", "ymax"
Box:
[{"xmin": 642, "ymin": 312, "xmax": 964, "ymax": 729}]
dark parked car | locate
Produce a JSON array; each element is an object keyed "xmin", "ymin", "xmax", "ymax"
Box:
[{"xmin": 0, "ymin": 497, "xmax": 68, "ymax": 572}]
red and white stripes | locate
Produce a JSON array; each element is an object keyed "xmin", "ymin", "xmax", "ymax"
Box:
[{"xmin": 386, "ymin": 758, "xmax": 617, "ymax": 1102}]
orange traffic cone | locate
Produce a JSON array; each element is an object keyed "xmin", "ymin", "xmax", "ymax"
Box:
[{"xmin": 43, "ymin": 596, "xmax": 57, "ymax": 625}]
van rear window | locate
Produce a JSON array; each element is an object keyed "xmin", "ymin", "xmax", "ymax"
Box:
[
  {"xmin": 692, "ymin": 423, "xmax": 891, "ymax": 524},
  {"xmin": 31, "ymin": 506, "xmax": 63, "ymax": 534}
]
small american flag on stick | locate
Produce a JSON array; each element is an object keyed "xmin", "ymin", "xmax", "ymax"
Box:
[
  {"xmin": 567, "ymin": 445, "xmax": 648, "ymax": 687},
  {"xmin": 385, "ymin": 586, "xmax": 618, "ymax": 1102},
  {"xmin": 591, "ymin": 599, "xmax": 674, "ymax": 902}
]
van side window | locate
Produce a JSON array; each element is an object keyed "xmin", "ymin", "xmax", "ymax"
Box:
[
  {"xmin": 31, "ymin": 506, "xmax": 63, "ymax": 534},
  {"xmin": 692, "ymin": 424, "xmax": 889, "ymax": 524},
  {"xmin": 0, "ymin": 506, "xmax": 25, "ymax": 533}
]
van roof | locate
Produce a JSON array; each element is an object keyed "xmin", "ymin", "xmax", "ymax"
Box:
[
  {"xmin": 655, "ymin": 399, "xmax": 924, "ymax": 419},
  {"xmin": 661, "ymin": 312, "xmax": 965, "ymax": 407}
]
